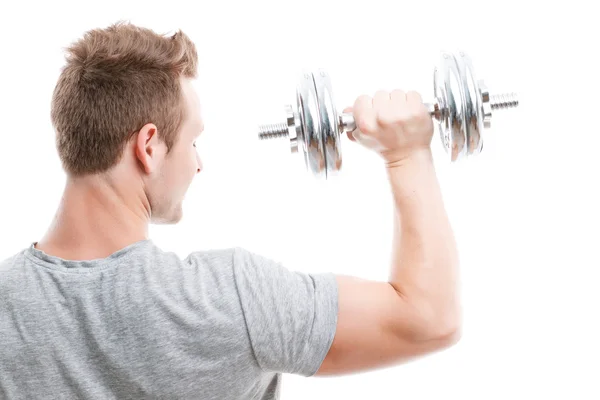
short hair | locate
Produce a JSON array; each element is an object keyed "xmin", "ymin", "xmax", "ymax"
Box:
[{"xmin": 50, "ymin": 21, "xmax": 198, "ymax": 176}]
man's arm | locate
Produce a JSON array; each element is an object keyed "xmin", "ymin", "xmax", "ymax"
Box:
[{"xmin": 315, "ymin": 93, "xmax": 461, "ymax": 376}]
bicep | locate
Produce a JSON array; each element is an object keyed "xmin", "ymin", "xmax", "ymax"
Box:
[{"xmin": 315, "ymin": 275, "xmax": 450, "ymax": 376}]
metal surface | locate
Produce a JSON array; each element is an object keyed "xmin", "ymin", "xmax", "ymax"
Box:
[
  {"xmin": 313, "ymin": 69, "xmax": 343, "ymax": 178},
  {"xmin": 296, "ymin": 71, "xmax": 323, "ymax": 176},
  {"xmin": 257, "ymin": 51, "xmax": 519, "ymax": 178},
  {"xmin": 457, "ymin": 51, "xmax": 484, "ymax": 159}
]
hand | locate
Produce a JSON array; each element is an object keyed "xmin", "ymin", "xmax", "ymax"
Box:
[{"xmin": 344, "ymin": 90, "xmax": 434, "ymax": 166}]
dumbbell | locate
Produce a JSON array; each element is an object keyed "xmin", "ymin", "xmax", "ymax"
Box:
[{"xmin": 257, "ymin": 51, "xmax": 519, "ymax": 179}]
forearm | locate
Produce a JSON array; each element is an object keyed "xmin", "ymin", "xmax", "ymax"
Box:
[{"xmin": 386, "ymin": 150, "xmax": 460, "ymax": 337}]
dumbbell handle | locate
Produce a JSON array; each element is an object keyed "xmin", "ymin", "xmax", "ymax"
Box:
[
  {"xmin": 338, "ymin": 93, "xmax": 519, "ymax": 132},
  {"xmin": 338, "ymin": 102, "xmax": 439, "ymax": 132},
  {"xmin": 258, "ymin": 93, "xmax": 517, "ymax": 140}
]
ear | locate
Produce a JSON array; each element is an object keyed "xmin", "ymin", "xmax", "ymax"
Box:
[{"xmin": 135, "ymin": 123, "xmax": 163, "ymax": 174}]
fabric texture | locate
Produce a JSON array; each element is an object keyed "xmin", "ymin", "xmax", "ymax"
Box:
[{"xmin": 0, "ymin": 240, "xmax": 338, "ymax": 399}]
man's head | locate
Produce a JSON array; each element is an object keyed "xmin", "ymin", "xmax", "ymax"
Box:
[{"xmin": 50, "ymin": 21, "xmax": 203, "ymax": 224}]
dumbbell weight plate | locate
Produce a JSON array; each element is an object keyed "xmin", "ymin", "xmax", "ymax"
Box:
[
  {"xmin": 434, "ymin": 52, "xmax": 467, "ymax": 162},
  {"xmin": 312, "ymin": 69, "xmax": 342, "ymax": 178},
  {"xmin": 456, "ymin": 52, "xmax": 483, "ymax": 156},
  {"xmin": 296, "ymin": 72, "xmax": 326, "ymax": 176}
]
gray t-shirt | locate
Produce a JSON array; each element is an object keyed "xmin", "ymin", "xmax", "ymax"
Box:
[{"xmin": 0, "ymin": 239, "xmax": 338, "ymax": 399}]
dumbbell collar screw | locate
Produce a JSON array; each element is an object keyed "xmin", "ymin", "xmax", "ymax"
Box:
[
  {"xmin": 285, "ymin": 104, "xmax": 300, "ymax": 153},
  {"xmin": 479, "ymin": 80, "xmax": 493, "ymax": 129}
]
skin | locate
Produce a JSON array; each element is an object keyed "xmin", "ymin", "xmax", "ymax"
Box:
[
  {"xmin": 316, "ymin": 90, "xmax": 461, "ymax": 375},
  {"xmin": 35, "ymin": 78, "xmax": 203, "ymax": 260},
  {"xmin": 35, "ymin": 80, "xmax": 460, "ymax": 377}
]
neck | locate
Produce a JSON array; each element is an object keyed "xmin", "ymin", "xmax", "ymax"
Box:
[{"xmin": 36, "ymin": 171, "xmax": 151, "ymax": 260}]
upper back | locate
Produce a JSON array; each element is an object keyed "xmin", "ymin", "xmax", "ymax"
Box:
[{"xmin": 0, "ymin": 240, "xmax": 269, "ymax": 399}]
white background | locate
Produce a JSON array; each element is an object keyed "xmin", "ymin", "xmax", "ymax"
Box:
[{"xmin": 1, "ymin": 1, "xmax": 599, "ymax": 398}]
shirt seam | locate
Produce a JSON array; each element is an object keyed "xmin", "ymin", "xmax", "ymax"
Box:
[{"xmin": 23, "ymin": 250, "xmax": 137, "ymax": 274}]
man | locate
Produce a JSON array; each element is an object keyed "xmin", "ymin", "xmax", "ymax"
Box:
[{"xmin": 0, "ymin": 21, "xmax": 461, "ymax": 399}]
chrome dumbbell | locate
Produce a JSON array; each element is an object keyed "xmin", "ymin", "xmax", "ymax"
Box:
[{"xmin": 257, "ymin": 51, "xmax": 519, "ymax": 179}]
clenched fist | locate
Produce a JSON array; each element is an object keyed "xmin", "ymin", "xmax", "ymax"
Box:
[{"xmin": 345, "ymin": 90, "xmax": 434, "ymax": 166}]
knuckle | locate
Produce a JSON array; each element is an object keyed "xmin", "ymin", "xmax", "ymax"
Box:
[
  {"xmin": 373, "ymin": 90, "xmax": 391, "ymax": 106},
  {"xmin": 406, "ymin": 90, "xmax": 422, "ymax": 101},
  {"xmin": 405, "ymin": 91, "xmax": 428, "ymax": 120},
  {"xmin": 354, "ymin": 94, "xmax": 371, "ymax": 108},
  {"xmin": 391, "ymin": 89, "xmax": 406, "ymax": 98}
]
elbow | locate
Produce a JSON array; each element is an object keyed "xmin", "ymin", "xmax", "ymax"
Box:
[
  {"xmin": 413, "ymin": 305, "xmax": 463, "ymax": 348},
  {"xmin": 409, "ymin": 319, "xmax": 461, "ymax": 354},
  {"xmin": 427, "ymin": 321, "xmax": 462, "ymax": 348}
]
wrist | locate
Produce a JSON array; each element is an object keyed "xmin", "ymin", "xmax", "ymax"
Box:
[
  {"xmin": 384, "ymin": 148, "xmax": 438, "ymax": 198},
  {"xmin": 383, "ymin": 148, "xmax": 434, "ymax": 170}
]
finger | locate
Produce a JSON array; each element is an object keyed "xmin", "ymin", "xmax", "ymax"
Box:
[
  {"xmin": 389, "ymin": 89, "xmax": 408, "ymax": 115},
  {"xmin": 390, "ymin": 89, "xmax": 407, "ymax": 105},
  {"xmin": 373, "ymin": 90, "xmax": 390, "ymax": 109},
  {"xmin": 353, "ymin": 94, "xmax": 372, "ymax": 111},
  {"xmin": 378, "ymin": 89, "xmax": 408, "ymax": 127},
  {"xmin": 375, "ymin": 90, "xmax": 402, "ymax": 128},
  {"xmin": 406, "ymin": 90, "xmax": 423, "ymax": 107},
  {"xmin": 353, "ymin": 95, "xmax": 378, "ymax": 135},
  {"xmin": 406, "ymin": 90, "xmax": 429, "ymax": 117}
]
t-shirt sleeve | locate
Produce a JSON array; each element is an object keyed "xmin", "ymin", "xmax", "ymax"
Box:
[{"xmin": 231, "ymin": 247, "xmax": 338, "ymax": 377}]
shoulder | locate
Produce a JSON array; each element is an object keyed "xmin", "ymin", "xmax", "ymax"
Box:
[
  {"xmin": 0, "ymin": 253, "xmax": 18, "ymax": 269},
  {"xmin": 181, "ymin": 246, "xmax": 263, "ymax": 287},
  {"xmin": 0, "ymin": 248, "xmax": 27, "ymax": 273},
  {"xmin": 183, "ymin": 246, "xmax": 245, "ymax": 271},
  {"xmin": 184, "ymin": 246, "xmax": 282, "ymax": 272},
  {"xmin": 183, "ymin": 246, "xmax": 290, "ymax": 294}
]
